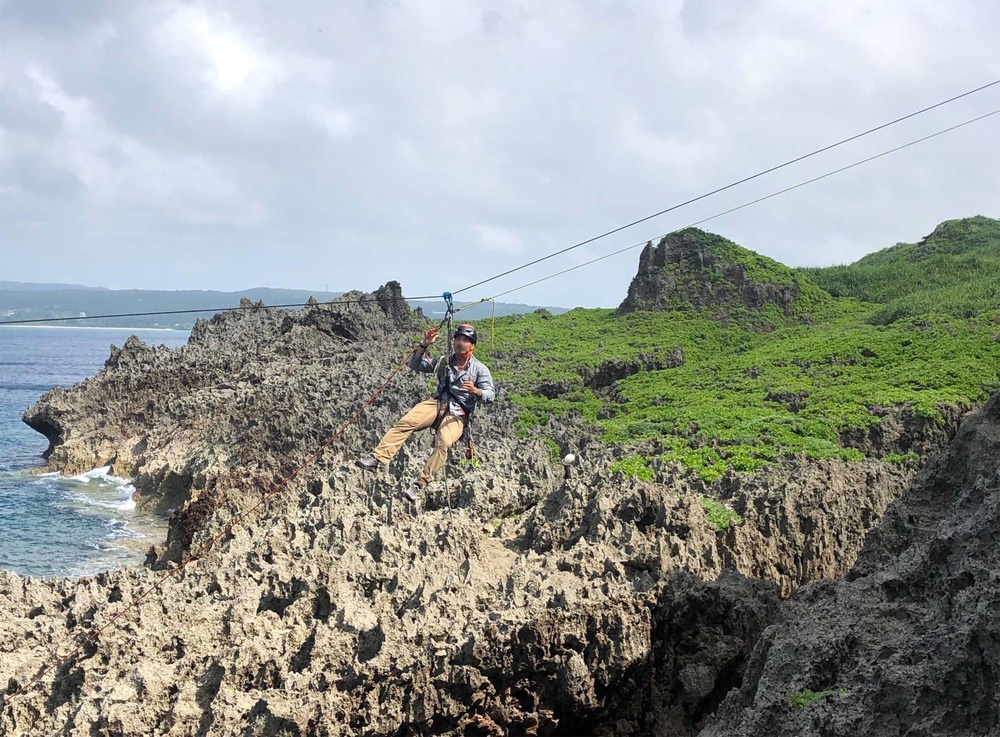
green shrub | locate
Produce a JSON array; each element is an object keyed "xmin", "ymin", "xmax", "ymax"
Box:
[
  {"xmin": 787, "ymin": 689, "xmax": 847, "ymax": 708},
  {"xmin": 699, "ymin": 497, "xmax": 743, "ymax": 531},
  {"xmin": 609, "ymin": 455, "xmax": 654, "ymax": 482},
  {"xmin": 800, "ymin": 216, "xmax": 1000, "ymax": 324},
  {"xmin": 540, "ymin": 436, "xmax": 561, "ymax": 463}
]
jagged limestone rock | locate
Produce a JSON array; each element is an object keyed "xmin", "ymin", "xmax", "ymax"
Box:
[
  {"xmin": 703, "ymin": 392, "xmax": 1000, "ymax": 737},
  {"xmin": 1, "ymin": 280, "xmax": 973, "ymax": 736},
  {"xmin": 617, "ymin": 228, "xmax": 828, "ymax": 319}
]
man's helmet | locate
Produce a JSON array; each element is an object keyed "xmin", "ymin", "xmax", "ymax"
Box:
[{"xmin": 453, "ymin": 323, "xmax": 478, "ymax": 344}]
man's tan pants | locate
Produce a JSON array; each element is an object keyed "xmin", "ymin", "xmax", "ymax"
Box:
[{"xmin": 373, "ymin": 399, "xmax": 465, "ymax": 486}]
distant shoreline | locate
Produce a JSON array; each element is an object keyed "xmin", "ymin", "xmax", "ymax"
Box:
[{"xmin": 0, "ymin": 324, "xmax": 188, "ymax": 332}]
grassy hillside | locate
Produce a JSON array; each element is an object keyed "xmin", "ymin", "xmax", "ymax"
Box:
[
  {"xmin": 469, "ymin": 217, "xmax": 1000, "ymax": 481},
  {"xmin": 798, "ymin": 216, "xmax": 1000, "ymax": 324}
]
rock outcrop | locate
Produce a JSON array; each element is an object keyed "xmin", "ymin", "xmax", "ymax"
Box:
[
  {"xmin": 21, "ymin": 282, "xmax": 420, "ymax": 513},
  {"xmin": 703, "ymin": 391, "xmax": 1000, "ymax": 737},
  {"xmin": 617, "ymin": 228, "xmax": 828, "ymax": 318},
  {"xmin": 0, "ymin": 281, "xmax": 974, "ymax": 736}
]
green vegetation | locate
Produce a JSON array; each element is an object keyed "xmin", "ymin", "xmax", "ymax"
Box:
[
  {"xmin": 609, "ymin": 455, "xmax": 655, "ymax": 482},
  {"xmin": 699, "ymin": 497, "xmax": 743, "ymax": 530},
  {"xmin": 540, "ymin": 436, "xmax": 562, "ymax": 464},
  {"xmin": 625, "ymin": 229, "xmax": 833, "ymax": 323},
  {"xmin": 799, "ymin": 216, "xmax": 1000, "ymax": 324},
  {"xmin": 669, "ymin": 228, "xmax": 831, "ymax": 304},
  {"xmin": 471, "ymin": 218, "xmax": 1000, "ymax": 481},
  {"xmin": 787, "ymin": 689, "xmax": 848, "ymax": 708}
]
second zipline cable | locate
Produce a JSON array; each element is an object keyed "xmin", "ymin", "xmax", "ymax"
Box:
[
  {"xmin": 452, "ymin": 79, "xmax": 1000, "ymax": 297},
  {"xmin": 482, "ymin": 107, "xmax": 1000, "ymax": 301}
]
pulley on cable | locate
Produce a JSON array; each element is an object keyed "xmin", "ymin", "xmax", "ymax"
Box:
[{"xmin": 442, "ymin": 292, "xmax": 454, "ymax": 356}]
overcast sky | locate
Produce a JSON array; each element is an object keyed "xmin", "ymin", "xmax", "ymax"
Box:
[{"xmin": 1, "ymin": 1, "xmax": 998, "ymax": 308}]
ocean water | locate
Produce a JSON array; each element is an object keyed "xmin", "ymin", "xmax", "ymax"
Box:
[{"xmin": 0, "ymin": 326, "xmax": 190, "ymax": 578}]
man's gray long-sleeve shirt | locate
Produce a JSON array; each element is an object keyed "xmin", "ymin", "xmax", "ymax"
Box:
[{"xmin": 408, "ymin": 348, "xmax": 495, "ymax": 417}]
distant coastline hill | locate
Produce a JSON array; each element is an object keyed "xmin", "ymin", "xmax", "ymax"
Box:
[
  {"xmin": 0, "ymin": 281, "xmax": 109, "ymax": 292},
  {"xmin": 0, "ymin": 284, "xmax": 568, "ymax": 329}
]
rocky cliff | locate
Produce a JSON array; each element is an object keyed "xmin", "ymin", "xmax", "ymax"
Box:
[
  {"xmin": 617, "ymin": 228, "xmax": 828, "ymax": 319},
  {"xmin": 0, "ymin": 282, "xmax": 977, "ymax": 736},
  {"xmin": 703, "ymin": 392, "xmax": 1000, "ymax": 737}
]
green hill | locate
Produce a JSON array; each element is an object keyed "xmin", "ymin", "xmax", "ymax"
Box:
[
  {"xmin": 798, "ymin": 215, "xmax": 1000, "ymax": 324},
  {"xmin": 470, "ymin": 219, "xmax": 1000, "ymax": 482},
  {"xmin": 619, "ymin": 228, "xmax": 832, "ymax": 326}
]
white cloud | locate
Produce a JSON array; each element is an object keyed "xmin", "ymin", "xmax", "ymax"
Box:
[
  {"xmin": 1, "ymin": 0, "xmax": 997, "ymax": 305},
  {"xmin": 474, "ymin": 224, "xmax": 524, "ymax": 255},
  {"xmin": 18, "ymin": 66, "xmax": 262, "ymax": 225},
  {"xmin": 153, "ymin": 4, "xmax": 286, "ymax": 100}
]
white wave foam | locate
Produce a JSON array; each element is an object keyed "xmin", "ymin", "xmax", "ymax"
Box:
[
  {"xmin": 71, "ymin": 466, "xmax": 135, "ymax": 487},
  {"xmin": 66, "ymin": 466, "xmax": 136, "ymax": 500},
  {"xmin": 64, "ymin": 491, "xmax": 136, "ymax": 512},
  {"xmin": 70, "ymin": 465, "xmax": 114, "ymax": 482},
  {"xmin": 8, "ymin": 463, "xmax": 162, "ymax": 577},
  {"xmin": 47, "ymin": 465, "xmax": 139, "ymax": 513}
]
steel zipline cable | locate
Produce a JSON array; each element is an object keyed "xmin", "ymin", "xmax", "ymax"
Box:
[
  {"xmin": 450, "ymin": 78, "xmax": 1000, "ymax": 297},
  {"xmin": 1, "ymin": 79, "xmax": 996, "ymax": 328},
  {"xmin": 460, "ymin": 107, "xmax": 1000, "ymax": 305},
  {"xmin": 0, "ymin": 294, "xmax": 442, "ymax": 326}
]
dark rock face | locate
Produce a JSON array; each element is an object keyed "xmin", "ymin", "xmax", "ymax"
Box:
[
  {"xmin": 702, "ymin": 392, "xmax": 1000, "ymax": 737},
  {"xmin": 580, "ymin": 346, "xmax": 686, "ymax": 389},
  {"xmin": 617, "ymin": 229, "xmax": 806, "ymax": 316},
  {"xmin": 838, "ymin": 402, "xmax": 968, "ymax": 458}
]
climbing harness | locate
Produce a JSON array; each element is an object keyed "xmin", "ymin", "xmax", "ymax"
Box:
[{"xmin": 433, "ymin": 293, "xmax": 496, "ymax": 510}]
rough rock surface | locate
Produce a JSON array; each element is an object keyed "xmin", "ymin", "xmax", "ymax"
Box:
[
  {"xmin": 578, "ymin": 347, "xmax": 686, "ymax": 390},
  {"xmin": 0, "ymin": 283, "xmax": 970, "ymax": 736},
  {"xmin": 703, "ymin": 391, "xmax": 1000, "ymax": 737},
  {"xmin": 21, "ymin": 283, "xmax": 421, "ymax": 513},
  {"xmin": 616, "ymin": 229, "xmax": 818, "ymax": 316}
]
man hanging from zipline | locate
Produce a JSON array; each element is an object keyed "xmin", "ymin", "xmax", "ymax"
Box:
[{"xmin": 355, "ymin": 323, "xmax": 495, "ymax": 506}]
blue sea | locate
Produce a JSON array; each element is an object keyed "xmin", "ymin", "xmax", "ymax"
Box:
[{"xmin": 0, "ymin": 326, "xmax": 190, "ymax": 578}]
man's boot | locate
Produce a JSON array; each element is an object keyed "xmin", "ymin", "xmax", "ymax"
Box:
[
  {"xmin": 354, "ymin": 455, "xmax": 380, "ymax": 472},
  {"xmin": 402, "ymin": 482, "xmax": 421, "ymax": 503}
]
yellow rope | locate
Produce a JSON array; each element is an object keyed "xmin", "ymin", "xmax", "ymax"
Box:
[
  {"xmin": 454, "ymin": 297, "xmax": 497, "ymax": 352},
  {"xmin": 486, "ymin": 298, "xmax": 496, "ymax": 351}
]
